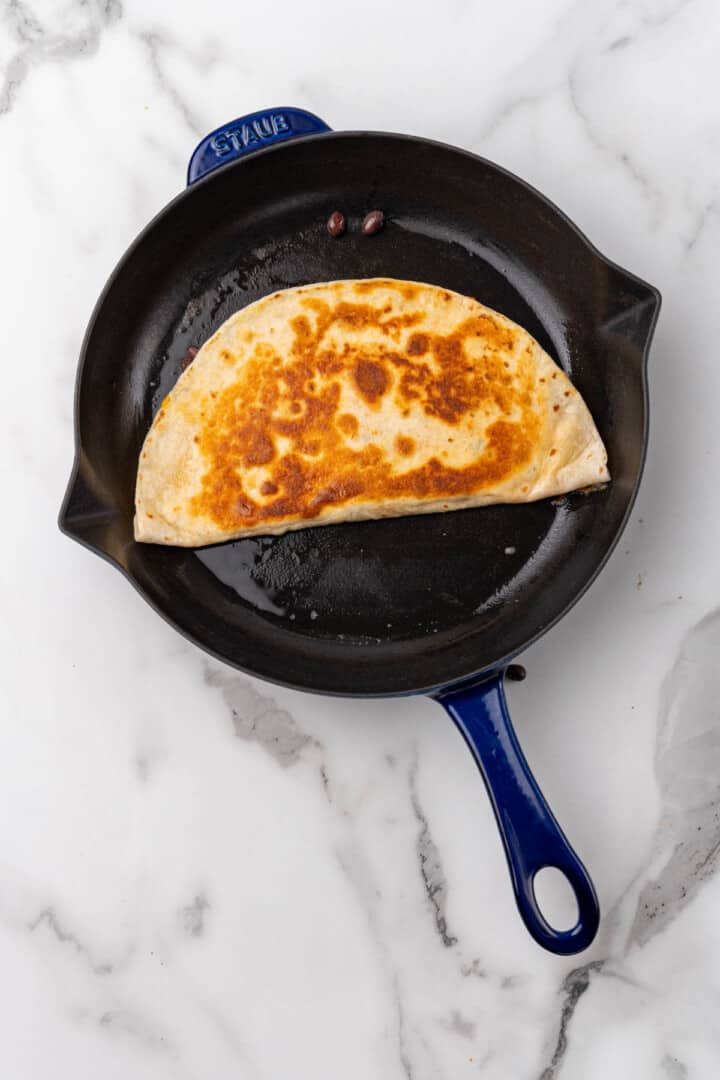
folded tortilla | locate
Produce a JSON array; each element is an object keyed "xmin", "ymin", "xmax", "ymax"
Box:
[{"xmin": 135, "ymin": 278, "xmax": 609, "ymax": 546}]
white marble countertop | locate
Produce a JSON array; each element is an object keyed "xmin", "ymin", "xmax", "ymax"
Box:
[{"xmin": 3, "ymin": 0, "xmax": 720, "ymax": 1076}]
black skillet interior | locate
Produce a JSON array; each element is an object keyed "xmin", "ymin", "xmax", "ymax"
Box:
[{"xmin": 62, "ymin": 132, "xmax": 659, "ymax": 695}]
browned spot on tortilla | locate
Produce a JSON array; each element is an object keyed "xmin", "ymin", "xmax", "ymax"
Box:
[
  {"xmin": 407, "ymin": 333, "xmax": 429, "ymax": 356},
  {"xmin": 240, "ymin": 422, "xmax": 275, "ymax": 467},
  {"xmin": 337, "ymin": 413, "xmax": 359, "ymax": 437},
  {"xmin": 260, "ymin": 481, "xmax": 278, "ymax": 495},
  {"xmin": 354, "ymin": 358, "xmax": 390, "ymax": 404},
  {"xmin": 395, "ymin": 435, "xmax": 415, "ymax": 456}
]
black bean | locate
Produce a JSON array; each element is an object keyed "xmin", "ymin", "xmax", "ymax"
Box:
[
  {"xmin": 179, "ymin": 345, "xmax": 199, "ymax": 371},
  {"xmin": 361, "ymin": 209, "xmax": 385, "ymax": 235},
  {"xmin": 506, "ymin": 664, "xmax": 527, "ymax": 682},
  {"xmin": 326, "ymin": 210, "xmax": 346, "ymax": 237}
]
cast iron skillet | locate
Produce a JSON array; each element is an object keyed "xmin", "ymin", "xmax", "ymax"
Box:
[{"xmin": 59, "ymin": 108, "xmax": 660, "ymax": 953}]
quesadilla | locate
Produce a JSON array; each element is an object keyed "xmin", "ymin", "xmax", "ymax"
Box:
[{"xmin": 135, "ymin": 279, "xmax": 609, "ymax": 546}]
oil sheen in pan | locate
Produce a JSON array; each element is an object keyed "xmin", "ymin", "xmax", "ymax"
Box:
[{"xmin": 194, "ymin": 497, "xmax": 578, "ymax": 641}]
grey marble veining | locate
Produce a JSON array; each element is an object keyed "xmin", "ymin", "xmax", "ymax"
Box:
[{"xmin": 629, "ymin": 609, "xmax": 720, "ymax": 948}]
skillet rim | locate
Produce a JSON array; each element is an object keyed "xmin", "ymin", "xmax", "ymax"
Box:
[{"xmin": 59, "ymin": 129, "xmax": 661, "ymax": 697}]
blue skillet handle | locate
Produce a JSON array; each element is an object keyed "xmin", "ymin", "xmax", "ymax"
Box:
[
  {"xmin": 187, "ymin": 107, "xmax": 332, "ymax": 185},
  {"xmin": 438, "ymin": 672, "xmax": 599, "ymax": 954}
]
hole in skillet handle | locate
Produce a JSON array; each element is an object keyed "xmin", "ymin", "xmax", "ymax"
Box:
[
  {"xmin": 533, "ymin": 866, "xmax": 580, "ymax": 932},
  {"xmin": 436, "ymin": 670, "xmax": 599, "ymax": 954},
  {"xmin": 187, "ymin": 107, "xmax": 332, "ymax": 185}
]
